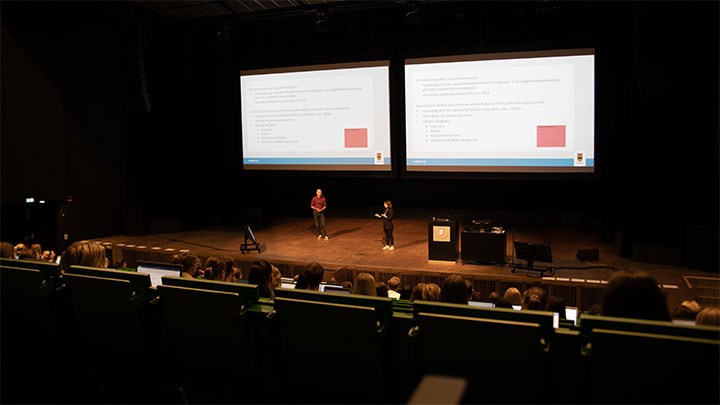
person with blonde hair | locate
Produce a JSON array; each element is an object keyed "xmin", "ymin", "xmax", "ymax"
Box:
[
  {"xmin": 352, "ymin": 273, "xmax": 377, "ymax": 296},
  {"xmin": 59, "ymin": 241, "xmax": 108, "ymax": 272},
  {"xmin": 503, "ymin": 287, "xmax": 523, "ymax": 307},
  {"xmin": 696, "ymin": 306, "xmax": 720, "ymax": 326}
]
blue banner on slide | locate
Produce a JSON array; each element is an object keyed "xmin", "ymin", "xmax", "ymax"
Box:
[
  {"xmin": 406, "ymin": 158, "xmax": 594, "ymax": 166},
  {"xmin": 244, "ymin": 157, "xmax": 392, "ymax": 165}
]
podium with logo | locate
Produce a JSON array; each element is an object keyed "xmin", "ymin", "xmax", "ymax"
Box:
[{"xmin": 428, "ymin": 219, "xmax": 459, "ymax": 261}]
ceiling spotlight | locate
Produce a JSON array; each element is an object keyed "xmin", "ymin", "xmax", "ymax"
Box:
[{"xmin": 314, "ymin": 11, "xmax": 329, "ymax": 33}]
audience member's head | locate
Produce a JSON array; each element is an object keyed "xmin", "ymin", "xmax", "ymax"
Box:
[
  {"xmin": 271, "ymin": 265, "xmax": 282, "ymax": 290},
  {"xmin": 223, "ymin": 257, "xmax": 241, "ymax": 283},
  {"xmin": 173, "ymin": 252, "xmax": 200, "ymax": 278},
  {"xmin": 341, "ymin": 280, "xmax": 353, "ymax": 291},
  {"xmin": 13, "ymin": 243, "xmax": 27, "ymax": 259},
  {"xmin": 523, "ymin": 286, "xmax": 548, "ymax": 309},
  {"xmin": 601, "ymin": 271, "xmax": 670, "ymax": 321},
  {"xmin": 204, "ymin": 256, "xmax": 227, "ymax": 281},
  {"xmin": 486, "ymin": 291, "xmax": 500, "ymax": 304},
  {"xmin": 375, "ymin": 281, "xmax": 389, "ymax": 297},
  {"xmin": 302, "ymin": 262, "xmax": 325, "ymax": 290},
  {"xmin": 31, "ymin": 244, "xmax": 42, "ymax": 259},
  {"xmin": 470, "ymin": 291, "xmax": 483, "ymax": 302},
  {"xmin": 695, "ymin": 307, "xmax": 720, "ymax": 326},
  {"xmin": 400, "ymin": 284, "xmax": 413, "ymax": 300},
  {"xmin": 60, "ymin": 241, "xmax": 108, "ymax": 272},
  {"xmin": 352, "ymin": 273, "xmax": 377, "ymax": 296},
  {"xmin": 248, "ymin": 260, "xmax": 273, "ymax": 298},
  {"xmin": 388, "ymin": 276, "xmax": 401, "ymax": 292},
  {"xmin": 671, "ymin": 300, "xmax": 702, "ymax": 321},
  {"xmin": 41, "ymin": 250, "xmax": 56, "ymax": 262},
  {"xmin": 0, "ymin": 242, "xmax": 14, "ymax": 258},
  {"xmin": 494, "ymin": 297, "xmax": 514, "ymax": 309},
  {"xmin": 503, "ymin": 287, "xmax": 523, "ymax": 306},
  {"xmin": 422, "ymin": 283, "xmax": 441, "ymax": 302},
  {"xmin": 16, "ymin": 245, "xmax": 38, "ymax": 260},
  {"xmin": 546, "ymin": 296, "xmax": 567, "ymax": 319},
  {"xmin": 440, "ymin": 275, "xmax": 469, "ymax": 304},
  {"xmin": 294, "ymin": 273, "xmax": 308, "ymax": 290},
  {"xmin": 409, "ymin": 283, "xmax": 426, "ymax": 302}
]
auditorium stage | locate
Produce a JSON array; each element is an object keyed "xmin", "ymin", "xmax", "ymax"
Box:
[{"xmin": 94, "ymin": 215, "xmax": 719, "ymax": 310}]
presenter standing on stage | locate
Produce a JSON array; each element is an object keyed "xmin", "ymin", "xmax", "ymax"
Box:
[
  {"xmin": 311, "ymin": 188, "xmax": 328, "ymax": 240},
  {"xmin": 375, "ymin": 200, "xmax": 394, "ymax": 250}
]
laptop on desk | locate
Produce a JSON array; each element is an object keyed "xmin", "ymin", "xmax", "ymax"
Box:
[{"xmin": 136, "ymin": 260, "xmax": 183, "ymax": 287}]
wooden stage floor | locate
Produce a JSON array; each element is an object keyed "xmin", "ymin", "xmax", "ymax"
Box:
[{"xmin": 95, "ymin": 215, "xmax": 719, "ymax": 309}]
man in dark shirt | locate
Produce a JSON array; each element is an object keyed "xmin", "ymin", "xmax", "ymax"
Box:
[{"xmin": 310, "ymin": 188, "xmax": 328, "ymax": 240}]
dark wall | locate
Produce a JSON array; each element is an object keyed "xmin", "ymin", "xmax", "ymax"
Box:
[{"xmin": 1, "ymin": 1, "xmax": 717, "ymax": 265}]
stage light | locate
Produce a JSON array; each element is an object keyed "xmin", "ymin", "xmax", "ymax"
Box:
[
  {"xmin": 404, "ymin": 2, "xmax": 421, "ymax": 24},
  {"xmin": 314, "ymin": 11, "xmax": 329, "ymax": 33}
]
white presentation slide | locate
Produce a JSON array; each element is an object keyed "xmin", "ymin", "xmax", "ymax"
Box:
[
  {"xmin": 240, "ymin": 61, "xmax": 391, "ymax": 171},
  {"xmin": 405, "ymin": 49, "xmax": 595, "ymax": 173}
]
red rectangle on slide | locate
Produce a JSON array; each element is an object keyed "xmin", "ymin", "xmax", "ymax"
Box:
[
  {"xmin": 536, "ymin": 125, "xmax": 566, "ymax": 147},
  {"xmin": 344, "ymin": 128, "xmax": 368, "ymax": 148}
]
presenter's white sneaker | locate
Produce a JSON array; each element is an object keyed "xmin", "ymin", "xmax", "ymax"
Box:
[
  {"xmin": 318, "ymin": 235, "xmax": 322, "ymax": 239},
  {"xmin": 388, "ymin": 246, "xmax": 395, "ymax": 251},
  {"xmin": 383, "ymin": 245, "xmax": 390, "ymax": 250},
  {"xmin": 324, "ymin": 236, "xmax": 329, "ymax": 240}
]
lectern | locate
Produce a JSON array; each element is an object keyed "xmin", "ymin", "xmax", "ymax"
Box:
[{"xmin": 428, "ymin": 219, "xmax": 458, "ymax": 261}]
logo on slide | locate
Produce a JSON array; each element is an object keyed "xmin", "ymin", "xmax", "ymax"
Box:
[
  {"xmin": 574, "ymin": 151, "xmax": 585, "ymax": 166},
  {"xmin": 375, "ymin": 151, "xmax": 384, "ymax": 164},
  {"xmin": 433, "ymin": 226, "xmax": 451, "ymax": 242}
]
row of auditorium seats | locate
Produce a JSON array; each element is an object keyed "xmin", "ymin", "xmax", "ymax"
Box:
[{"xmin": 1, "ymin": 257, "xmax": 718, "ymax": 404}]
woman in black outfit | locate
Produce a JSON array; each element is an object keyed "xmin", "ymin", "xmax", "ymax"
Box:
[{"xmin": 375, "ymin": 200, "xmax": 395, "ymax": 250}]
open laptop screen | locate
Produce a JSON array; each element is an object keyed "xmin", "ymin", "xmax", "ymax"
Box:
[{"xmin": 136, "ymin": 260, "xmax": 183, "ymax": 287}]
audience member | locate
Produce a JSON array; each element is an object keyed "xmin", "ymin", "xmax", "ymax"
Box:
[
  {"xmin": 59, "ymin": 241, "xmax": 108, "ymax": 272},
  {"xmin": 486, "ymin": 291, "xmax": 500, "ymax": 304},
  {"xmin": 387, "ymin": 276, "xmax": 401, "ymax": 299},
  {"xmin": 0, "ymin": 241, "xmax": 14, "ymax": 258},
  {"xmin": 465, "ymin": 279, "xmax": 474, "ymax": 301},
  {"xmin": 494, "ymin": 297, "xmax": 513, "ymax": 309},
  {"xmin": 16, "ymin": 245, "xmax": 38, "ymax": 260},
  {"xmin": 223, "ymin": 257, "xmax": 242, "ymax": 283},
  {"xmin": 203, "ymin": 256, "xmax": 227, "ymax": 281},
  {"xmin": 271, "ymin": 265, "xmax": 282, "ymax": 290},
  {"xmin": 422, "ymin": 283, "xmax": 441, "ymax": 302},
  {"xmin": 248, "ymin": 260, "xmax": 273, "ymax": 298},
  {"xmin": 302, "ymin": 262, "xmax": 324, "ymax": 291},
  {"xmin": 671, "ymin": 300, "xmax": 702, "ymax": 321},
  {"xmin": 503, "ymin": 287, "xmax": 523, "ymax": 306},
  {"xmin": 522, "ymin": 286, "xmax": 548, "ymax": 309},
  {"xmin": 375, "ymin": 281, "xmax": 389, "ymax": 298},
  {"xmin": 352, "ymin": 273, "xmax": 377, "ymax": 296},
  {"xmin": 470, "ymin": 291, "xmax": 483, "ymax": 302},
  {"xmin": 439, "ymin": 275, "xmax": 469, "ymax": 304},
  {"xmin": 695, "ymin": 307, "xmax": 720, "ymax": 326},
  {"xmin": 409, "ymin": 283, "xmax": 425, "ymax": 302},
  {"xmin": 341, "ymin": 280, "xmax": 353, "ymax": 291},
  {"xmin": 41, "ymin": 250, "xmax": 56, "ymax": 262},
  {"xmin": 173, "ymin": 252, "xmax": 200, "ymax": 278},
  {"xmin": 13, "ymin": 243, "xmax": 27, "ymax": 259},
  {"xmin": 400, "ymin": 284, "xmax": 413, "ymax": 300},
  {"xmin": 600, "ymin": 271, "xmax": 670, "ymax": 321},
  {"xmin": 546, "ymin": 296, "xmax": 567, "ymax": 319},
  {"xmin": 30, "ymin": 244, "xmax": 42, "ymax": 260},
  {"xmin": 294, "ymin": 273, "xmax": 308, "ymax": 290}
]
